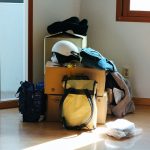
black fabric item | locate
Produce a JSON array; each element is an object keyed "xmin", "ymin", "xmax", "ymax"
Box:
[
  {"xmin": 55, "ymin": 52, "xmax": 80, "ymax": 64},
  {"xmin": 47, "ymin": 17, "xmax": 80, "ymax": 34},
  {"xmin": 47, "ymin": 22, "xmax": 63, "ymax": 34},
  {"xmin": 62, "ymin": 16, "xmax": 80, "ymax": 24},
  {"xmin": 105, "ymin": 73, "xmax": 121, "ymax": 105},
  {"xmin": 62, "ymin": 17, "xmax": 80, "ymax": 33},
  {"xmin": 47, "ymin": 17, "xmax": 88, "ymax": 36},
  {"xmin": 23, "ymin": 113, "xmax": 40, "ymax": 122},
  {"xmin": 62, "ymin": 75, "xmax": 89, "ymax": 82},
  {"xmin": 105, "ymin": 73, "xmax": 120, "ymax": 90},
  {"xmin": 16, "ymin": 81, "xmax": 46, "ymax": 122},
  {"xmin": 72, "ymin": 19, "xmax": 88, "ymax": 36}
]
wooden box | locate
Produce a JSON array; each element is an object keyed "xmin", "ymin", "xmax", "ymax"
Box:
[
  {"xmin": 44, "ymin": 61, "xmax": 106, "ymax": 96},
  {"xmin": 96, "ymin": 92, "xmax": 108, "ymax": 124},
  {"xmin": 46, "ymin": 95, "xmax": 61, "ymax": 122},
  {"xmin": 44, "ymin": 32, "xmax": 87, "ymax": 69}
]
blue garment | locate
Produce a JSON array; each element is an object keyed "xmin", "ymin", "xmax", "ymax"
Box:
[{"xmin": 80, "ymin": 48, "xmax": 117, "ymax": 72}]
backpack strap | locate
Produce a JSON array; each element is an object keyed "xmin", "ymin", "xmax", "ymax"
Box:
[
  {"xmin": 15, "ymin": 81, "xmax": 24, "ymax": 97},
  {"xmin": 59, "ymin": 88, "xmax": 94, "ymax": 130}
]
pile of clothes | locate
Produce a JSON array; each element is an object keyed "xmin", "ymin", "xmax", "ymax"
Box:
[
  {"xmin": 47, "ymin": 17, "xmax": 88, "ymax": 36},
  {"xmin": 50, "ymin": 38, "xmax": 135, "ymax": 118},
  {"xmin": 80, "ymin": 47, "xmax": 135, "ymax": 118}
]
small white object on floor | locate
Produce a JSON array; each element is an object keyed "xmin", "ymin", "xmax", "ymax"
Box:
[
  {"xmin": 106, "ymin": 119, "xmax": 135, "ymax": 131},
  {"xmin": 106, "ymin": 119, "xmax": 142, "ymax": 139}
]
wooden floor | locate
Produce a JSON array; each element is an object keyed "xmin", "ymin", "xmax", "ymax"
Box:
[{"xmin": 0, "ymin": 105, "xmax": 150, "ymax": 150}]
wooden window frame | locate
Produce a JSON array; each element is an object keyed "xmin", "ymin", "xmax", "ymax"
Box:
[
  {"xmin": 28, "ymin": 0, "xmax": 33, "ymax": 82},
  {"xmin": 116, "ymin": 0, "xmax": 150, "ymax": 22}
]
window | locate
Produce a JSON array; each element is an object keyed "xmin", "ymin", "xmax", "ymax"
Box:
[{"xmin": 116, "ymin": 0, "xmax": 150, "ymax": 22}]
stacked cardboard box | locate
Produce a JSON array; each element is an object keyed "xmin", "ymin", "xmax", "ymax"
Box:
[
  {"xmin": 44, "ymin": 33, "xmax": 108, "ymax": 124},
  {"xmin": 44, "ymin": 61, "xmax": 108, "ymax": 124},
  {"xmin": 44, "ymin": 32, "xmax": 87, "ymax": 70}
]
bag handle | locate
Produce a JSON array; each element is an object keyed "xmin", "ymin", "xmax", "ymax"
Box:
[
  {"xmin": 62, "ymin": 78, "xmax": 97, "ymax": 95},
  {"xmin": 62, "ymin": 75, "xmax": 90, "ymax": 89},
  {"xmin": 59, "ymin": 88, "xmax": 94, "ymax": 130}
]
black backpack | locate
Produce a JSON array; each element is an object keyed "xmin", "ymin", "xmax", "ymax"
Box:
[{"xmin": 16, "ymin": 81, "xmax": 46, "ymax": 122}]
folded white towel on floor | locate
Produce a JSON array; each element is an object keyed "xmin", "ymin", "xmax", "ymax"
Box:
[
  {"xmin": 106, "ymin": 119, "xmax": 135, "ymax": 131},
  {"xmin": 105, "ymin": 119, "xmax": 142, "ymax": 139}
]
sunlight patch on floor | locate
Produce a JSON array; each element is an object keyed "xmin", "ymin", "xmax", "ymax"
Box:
[{"xmin": 24, "ymin": 127, "xmax": 107, "ymax": 150}]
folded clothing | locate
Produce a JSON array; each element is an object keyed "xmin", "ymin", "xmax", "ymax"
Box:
[
  {"xmin": 106, "ymin": 119, "xmax": 142, "ymax": 139},
  {"xmin": 106, "ymin": 119, "xmax": 135, "ymax": 131},
  {"xmin": 47, "ymin": 17, "xmax": 88, "ymax": 36}
]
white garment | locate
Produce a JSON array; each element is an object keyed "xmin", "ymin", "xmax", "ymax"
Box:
[
  {"xmin": 106, "ymin": 119, "xmax": 135, "ymax": 131},
  {"xmin": 105, "ymin": 119, "xmax": 142, "ymax": 139},
  {"xmin": 113, "ymin": 88, "xmax": 124, "ymax": 104}
]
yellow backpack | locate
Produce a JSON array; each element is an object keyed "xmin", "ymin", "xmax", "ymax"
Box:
[{"xmin": 60, "ymin": 75, "xmax": 97, "ymax": 130}]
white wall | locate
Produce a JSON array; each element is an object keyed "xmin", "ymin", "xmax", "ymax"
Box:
[
  {"xmin": 33, "ymin": 0, "xmax": 150, "ymax": 98},
  {"xmin": 33, "ymin": 0, "xmax": 81, "ymax": 83},
  {"xmin": 80, "ymin": 0, "xmax": 150, "ymax": 98}
]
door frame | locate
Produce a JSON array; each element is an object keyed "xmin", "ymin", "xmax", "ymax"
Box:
[
  {"xmin": 0, "ymin": 0, "xmax": 33, "ymax": 109},
  {"xmin": 28, "ymin": 0, "xmax": 33, "ymax": 82}
]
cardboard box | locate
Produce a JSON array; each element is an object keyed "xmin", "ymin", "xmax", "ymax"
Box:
[
  {"xmin": 96, "ymin": 92, "xmax": 108, "ymax": 124},
  {"xmin": 46, "ymin": 95, "xmax": 61, "ymax": 122},
  {"xmin": 44, "ymin": 32, "xmax": 87, "ymax": 69},
  {"xmin": 44, "ymin": 61, "xmax": 106, "ymax": 96}
]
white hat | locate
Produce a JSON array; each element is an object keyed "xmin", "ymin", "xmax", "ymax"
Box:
[
  {"xmin": 52, "ymin": 40, "xmax": 79, "ymax": 55},
  {"xmin": 51, "ymin": 40, "xmax": 80, "ymax": 64}
]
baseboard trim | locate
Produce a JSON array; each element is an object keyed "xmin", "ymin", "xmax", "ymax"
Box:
[
  {"xmin": 133, "ymin": 97, "xmax": 150, "ymax": 106},
  {"xmin": 0, "ymin": 100, "xmax": 18, "ymax": 109},
  {"xmin": 0, "ymin": 97, "xmax": 149, "ymax": 109}
]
